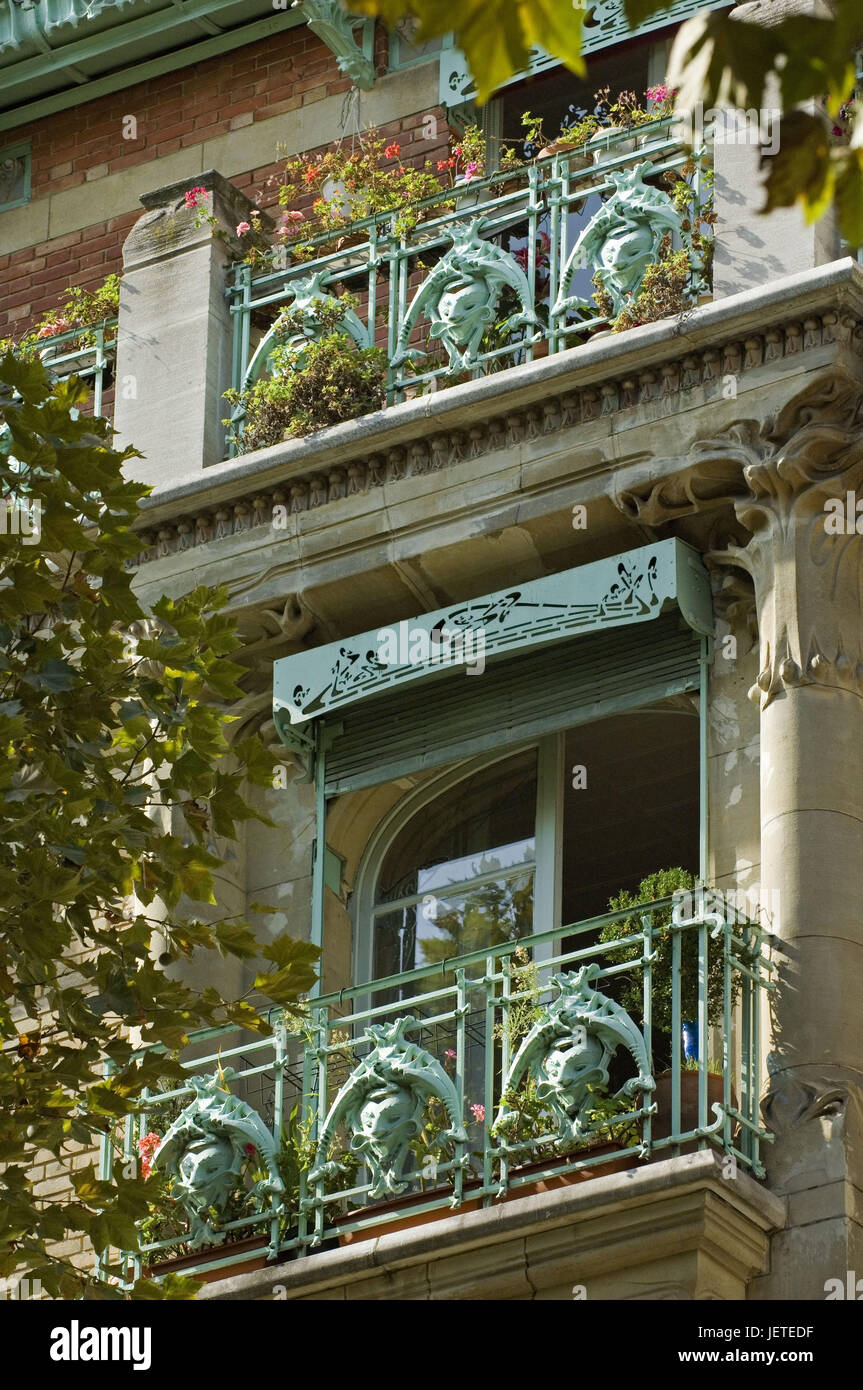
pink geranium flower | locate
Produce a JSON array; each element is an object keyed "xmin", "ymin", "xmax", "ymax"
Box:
[
  {"xmin": 37, "ymin": 318, "xmax": 69, "ymax": 339},
  {"xmin": 184, "ymin": 185, "xmax": 206, "ymax": 210},
  {"xmin": 137, "ymin": 1131, "xmax": 161, "ymax": 1179},
  {"xmin": 470, "ymin": 1103, "xmax": 485, "ymax": 1124},
  {"xmin": 236, "ymin": 221, "xmax": 251, "ymax": 236}
]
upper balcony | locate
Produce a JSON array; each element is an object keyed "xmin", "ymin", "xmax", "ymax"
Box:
[{"xmin": 223, "ymin": 114, "xmax": 710, "ymax": 458}]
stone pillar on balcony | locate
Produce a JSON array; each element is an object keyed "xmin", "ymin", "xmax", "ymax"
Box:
[
  {"xmin": 113, "ymin": 169, "xmax": 260, "ymax": 487},
  {"xmin": 700, "ymin": 0, "xmax": 841, "ymax": 299},
  {"xmin": 704, "ymin": 371, "xmax": 863, "ymax": 1298}
]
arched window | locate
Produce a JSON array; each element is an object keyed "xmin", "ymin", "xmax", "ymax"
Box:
[
  {"xmin": 370, "ymin": 748, "xmax": 537, "ymax": 982},
  {"xmin": 355, "ymin": 708, "xmax": 700, "ymax": 989}
]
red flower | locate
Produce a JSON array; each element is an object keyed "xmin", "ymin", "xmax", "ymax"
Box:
[
  {"xmin": 243, "ymin": 1143, "xmax": 256, "ymax": 1157},
  {"xmin": 436, "ymin": 160, "xmax": 447, "ymax": 171},
  {"xmin": 385, "ymin": 142, "xmax": 400, "ymax": 159},
  {"xmin": 304, "ymin": 166, "xmax": 318, "ymax": 185},
  {"xmin": 137, "ymin": 1131, "xmax": 161, "ymax": 1179}
]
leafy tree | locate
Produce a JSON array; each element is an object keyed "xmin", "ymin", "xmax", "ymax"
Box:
[
  {"xmin": 0, "ymin": 354, "xmax": 319, "ymax": 1299},
  {"xmin": 347, "ymin": 0, "xmax": 863, "ymax": 243}
]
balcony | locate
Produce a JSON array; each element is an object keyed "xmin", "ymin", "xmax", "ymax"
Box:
[
  {"xmin": 9, "ymin": 318, "xmax": 117, "ymax": 420},
  {"xmin": 106, "ymin": 892, "xmax": 773, "ymax": 1291},
  {"xmin": 225, "ymin": 115, "xmax": 711, "ymax": 457}
]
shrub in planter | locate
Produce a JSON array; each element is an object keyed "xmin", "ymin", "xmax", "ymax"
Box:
[
  {"xmin": 599, "ymin": 867, "xmax": 728, "ymax": 1038},
  {"xmin": 225, "ymin": 330, "xmax": 387, "ymax": 452}
]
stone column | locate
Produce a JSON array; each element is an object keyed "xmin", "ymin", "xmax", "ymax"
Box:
[
  {"xmin": 712, "ymin": 373, "xmax": 863, "ymax": 1298},
  {"xmin": 113, "ymin": 169, "xmax": 261, "ymax": 488}
]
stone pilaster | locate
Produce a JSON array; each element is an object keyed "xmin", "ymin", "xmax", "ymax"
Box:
[
  {"xmin": 702, "ymin": 373, "xmax": 863, "ymax": 1297},
  {"xmin": 113, "ymin": 169, "xmax": 261, "ymax": 487}
]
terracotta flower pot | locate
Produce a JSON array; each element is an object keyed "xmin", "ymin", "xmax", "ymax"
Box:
[{"xmin": 651, "ymin": 1070, "xmax": 733, "ymax": 1148}]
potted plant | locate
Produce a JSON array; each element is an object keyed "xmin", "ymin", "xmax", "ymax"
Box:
[
  {"xmin": 222, "ymin": 295, "xmax": 387, "ymax": 452},
  {"xmin": 599, "ymin": 867, "xmax": 736, "ymax": 1140},
  {"xmin": 269, "ymin": 126, "xmax": 451, "ymax": 258}
]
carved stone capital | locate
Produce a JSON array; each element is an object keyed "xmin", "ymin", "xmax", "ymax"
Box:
[{"xmin": 698, "ymin": 375, "xmax": 863, "ymax": 707}]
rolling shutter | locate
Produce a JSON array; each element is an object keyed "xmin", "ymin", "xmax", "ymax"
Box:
[{"xmin": 323, "ymin": 610, "xmax": 699, "ymax": 794}]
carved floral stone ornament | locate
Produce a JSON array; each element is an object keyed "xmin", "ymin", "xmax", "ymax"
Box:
[
  {"xmin": 554, "ymin": 161, "xmax": 688, "ymax": 319},
  {"xmin": 150, "ymin": 1071, "xmax": 283, "ymax": 1248},
  {"xmin": 392, "ymin": 220, "xmax": 539, "ymax": 373},
  {"xmin": 494, "ymin": 964, "xmax": 655, "ymax": 1151},
  {"xmin": 309, "ymin": 1017, "xmax": 467, "ymax": 1200}
]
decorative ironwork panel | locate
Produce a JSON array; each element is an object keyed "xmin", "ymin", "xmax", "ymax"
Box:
[
  {"xmin": 273, "ymin": 538, "xmax": 712, "ymax": 727},
  {"xmin": 0, "ymin": 140, "xmax": 29, "ymax": 211},
  {"xmin": 439, "ymin": 0, "xmax": 734, "ymax": 107}
]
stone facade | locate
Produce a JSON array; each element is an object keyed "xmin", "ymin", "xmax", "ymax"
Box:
[{"xmin": 6, "ymin": 0, "xmax": 863, "ymax": 1301}]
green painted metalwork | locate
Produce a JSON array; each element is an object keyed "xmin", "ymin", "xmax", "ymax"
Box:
[
  {"xmin": 28, "ymin": 320, "xmax": 117, "ymax": 421},
  {"xmin": 495, "ymin": 965, "xmax": 654, "ymax": 1151},
  {"xmin": 309, "ymin": 1016, "xmax": 467, "ymax": 1200},
  {"xmin": 150, "ymin": 1070, "xmax": 284, "ymax": 1249},
  {"xmin": 0, "ymin": 5, "xmax": 305, "ymax": 131},
  {"xmin": 291, "ymin": 0, "xmax": 374, "ymax": 90},
  {"xmin": 554, "ymin": 160, "xmax": 688, "ymax": 319},
  {"xmin": 227, "ymin": 119, "xmax": 707, "ymax": 454},
  {"xmin": 273, "ymin": 538, "xmax": 711, "ymax": 732},
  {"xmin": 391, "ymin": 218, "xmax": 538, "ymax": 373},
  {"xmin": 0, "ymin": 137, "xmax": 29, "ymax": 210},
  {"xmin": 438, "ymin": 0, "xmax": 733, "ymax": 108},
  {"xmin": 241, "ymin": 270, "xmax": 369, "ymax": 392},
  {"xmin": 104, "ymin": 892, "xmax": 774, "ymax": 1285}
]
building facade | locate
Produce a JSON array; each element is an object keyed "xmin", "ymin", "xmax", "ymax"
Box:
[{"xmin": 3, "ymin": 0, "xmax": 862, "ymax": 1301}]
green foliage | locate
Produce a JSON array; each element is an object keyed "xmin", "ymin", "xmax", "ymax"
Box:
[
  {"xmin": 273, "ymin": 125, "xmax": 451, "ymax": 251},
  {"xmin": 225, "ymin": 300, "xmax": 387, "ymax": 452},
  {"xmin": 599, "ymin": 867, "xmax": 727, "ymax": 1036},
  {"xmin": 0, "ymin": 355, "xmax": 320, "ymax": 1299},
  {"xmin": 344, "ymin": 0, "xmax": 586, "ymax": 105},
  {"xmin": 603, "ymin": 237, "xmax": 692, "ymax": 332},
  {"xmin": 594, "ymin": 168, "xmax": 714, "ymax": 333}
]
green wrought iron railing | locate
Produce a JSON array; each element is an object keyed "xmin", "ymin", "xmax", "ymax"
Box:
[
  {"xmin": 30, "ymin": 319, "xmax": 117, "ymax": 419},
  {"xmin": 225, "ymin": 116, "xmax": 711, "ymax": 456},
  {"xmin": 104, "ymin": 890, "xmax": 774, "ymax": 1286}
]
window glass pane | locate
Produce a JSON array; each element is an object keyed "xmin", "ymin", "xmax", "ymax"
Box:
[
  {"xmin": 377, "ymin": 748, "xmax": 537, "ymax": 902},
  {"xmin": 373, "ymin": 749, "xmax": 537, "ymax": 979}
]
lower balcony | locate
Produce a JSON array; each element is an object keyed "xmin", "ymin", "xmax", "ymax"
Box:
[{"xmin": 105, "ymin": 893, "xmax": 781, "ymax": 1300}]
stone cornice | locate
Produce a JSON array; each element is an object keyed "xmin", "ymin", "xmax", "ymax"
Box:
[{"xmin": 131, "ymin": 258, "xmax": 863, "ymax": 568}]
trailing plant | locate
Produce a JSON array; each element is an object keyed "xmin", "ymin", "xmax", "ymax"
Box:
[
  {"xmin": 272, "ymin": 126, "xmax": 450, "ymax": 251},
  {"xmin": 593, "ymin": 165, "xmax": 715, "ymax": 332},
  {"xmin": 223, "ymin": 297, "xmax": 387, "ymax": 451},
  {"xmin": 583, "ymin": 1085, "xmax": 641, "ymax": 1147}
]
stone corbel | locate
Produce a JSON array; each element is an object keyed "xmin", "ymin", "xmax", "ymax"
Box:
[{"xmin": 292, "ymin": 0, "xmax": 375, "ymax": 90}]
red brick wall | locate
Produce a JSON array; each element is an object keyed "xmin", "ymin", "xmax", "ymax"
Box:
[{"xmin": 0, "ymin": 22, "xmax": 449, "ymax": 344}]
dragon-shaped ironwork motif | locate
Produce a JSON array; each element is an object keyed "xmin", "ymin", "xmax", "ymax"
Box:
[
  {"xmin": 150, "ymin": 1071, "xmax": 283, "ymax": 1249},
  {"xmin": 308, "ymin": 1017, "xmax": 467, "ymax": 1199},
  {"xmin": 495, "ymin": 965, "xmax": 654, "ymax": 1150}
]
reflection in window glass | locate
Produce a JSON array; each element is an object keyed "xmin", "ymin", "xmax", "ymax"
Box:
[{"xmin": 372, "ymin": 749, "xmax": 536, "ymax": 981}]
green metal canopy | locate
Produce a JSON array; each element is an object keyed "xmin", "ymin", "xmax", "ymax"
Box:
[
  {"xmin": 273, "ymin": 537, "xmax": 712, "ymax": 744},
  {"xmin": 0, "ymin": 0, "xmax": 305, "ymax": 130}
]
